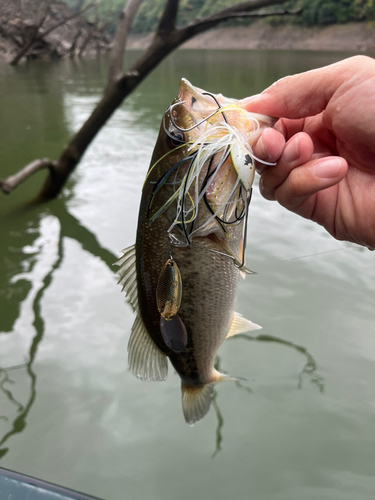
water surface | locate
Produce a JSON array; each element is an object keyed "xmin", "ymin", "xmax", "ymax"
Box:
[{"xmin": 0, "ymin": 49, "xmax": 375, "ymax": 500}]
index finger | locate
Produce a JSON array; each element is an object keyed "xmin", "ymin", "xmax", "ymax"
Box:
[{"xmin": 240, "ymin": 56, "xmax": 367, "ymax": 119}]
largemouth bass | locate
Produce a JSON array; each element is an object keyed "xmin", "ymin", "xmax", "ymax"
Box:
[{"xmin": 116, "ymin": 79, "xmax": 275, "ymax": 424}]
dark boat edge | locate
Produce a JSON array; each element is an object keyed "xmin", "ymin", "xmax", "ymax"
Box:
[{"xmin": 0, "ymin": 466, "xmax": 105, "ymax": 500}]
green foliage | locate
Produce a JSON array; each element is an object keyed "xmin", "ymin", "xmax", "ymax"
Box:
[
  {"xmin": 63, "ymin": 0, "xmax": 375, "ymax": 34},
  {"xmin": 131, "ymin": 0, "xmax": 245, "ymax": 33},
  {"xmin": 298, "ymin": 0, "xmax": 363, "ymax": 25},
  {"xmin": 356, "ymin": 0, "xmax": 375, "ymax": 19}
]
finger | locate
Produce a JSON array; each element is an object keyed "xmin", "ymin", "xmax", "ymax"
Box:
[
  {"xmin": 251, "ymin": 128, "xmax": 285, "ymax": 173},
  {"xmin": 259, "ymin": 132, "xmax": 314, "ymax": 200},
  {"xmin": 274, "ymin": 156, "xmax": 348, "ymax": 218},
  {"xmin": 240, "ymin": 56, "xmax": 369, "ymax": 119}
]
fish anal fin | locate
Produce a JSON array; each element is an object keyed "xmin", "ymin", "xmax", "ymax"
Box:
[
  {"xmin": 226, "ymin": 311, "xmax": 262, "ymax": 339},
  {"xmin": 114, "ymin": 244, "xmax": 138, "ymax": 311},
  {"xmin": 128, "ymin": 313, "xmax": 168, "ymax": 381},
  {"xmin": 181, "ymin": 383, "xmax": 215, "ymax": 425}
]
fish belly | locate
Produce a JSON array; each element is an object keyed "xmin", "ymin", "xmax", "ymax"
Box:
[
  {"xmin": 170, "ymin": 240, "xmax": 239, "ymax": 386},
  {"xmin": 137, "ymin": 201, "xmax": 239, "ymax": 385}
]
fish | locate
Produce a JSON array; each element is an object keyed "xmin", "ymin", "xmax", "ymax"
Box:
[{"xmin": 115, "ymin": 79, "xmax": 275, "ymax": 424}]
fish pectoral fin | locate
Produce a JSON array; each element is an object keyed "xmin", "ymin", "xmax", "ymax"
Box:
[
  {"xmin": 181, "ymin": 383, "xmax": 215, "ymax": 425},
  {"xmin": 128, "ymin": 313, "xmax": 168, "ymax": 381},
  {"xmin": 226, "ymin": 311, "xmax": 262, "ymax": 339},
  {"xmin": 114, "ymin": 244, "xmax": 138, "ymax": 312}
]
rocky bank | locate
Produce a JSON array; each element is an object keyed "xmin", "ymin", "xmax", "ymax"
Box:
[{"xmin": 128, "ymin": 21, "xmax": 375, "ymax": 53}]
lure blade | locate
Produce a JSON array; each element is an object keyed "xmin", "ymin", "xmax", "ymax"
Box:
[
  {"xmin": 230, "ymin": 141, "xmax": 255, "ymax": 191},
  {"xmin": 156, "ymin": 257, "xmax": 182, "ymax": 320},
  {"xmin": 160, "ymin": 314, "xmax": 187, "ymax": 352}
]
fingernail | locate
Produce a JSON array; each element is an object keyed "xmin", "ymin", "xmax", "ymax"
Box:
[
  {"xmin": 256, "ymin": 135, "xmax": 267, "ymax": 159},
  {"xmin": 283, "ymin": 138, "xmax": 300, "ymax": 163},
  {"xmin": 239, "ymin": 94, "xmax": 260, "ymax": 106},
  {"xmin": 314, "ymin": 158, "xmax": 342, "ymax": 178}
]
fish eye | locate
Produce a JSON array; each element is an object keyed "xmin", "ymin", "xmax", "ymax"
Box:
[{"xmin": 167, "ymin": 129, "xmax": 184, "ymax": 148}]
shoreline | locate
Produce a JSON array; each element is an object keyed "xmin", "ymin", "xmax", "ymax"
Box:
[{"xmin": 128, "ymin": 21, "xmax": 375, "ymax": 53}]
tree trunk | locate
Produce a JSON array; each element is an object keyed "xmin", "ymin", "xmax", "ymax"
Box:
[{"xmin": 2, "ymin": 0, "xmax": 297, "ymax": 199}]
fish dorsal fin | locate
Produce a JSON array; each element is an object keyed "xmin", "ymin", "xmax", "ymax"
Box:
[
  {"xmin": 226, "ymin": 311, "xmax": 262, "ymax": 339},
  {"xmin": 181, "ymin": 383, "xmax": 215, "ymax": 425},
  {"xmin": 128, "ymin": 313, "xmax": 168, "ymax": 381},
  {"xmin": 114, "ymin": 244, "xmax": 138, "ymax": 311}
]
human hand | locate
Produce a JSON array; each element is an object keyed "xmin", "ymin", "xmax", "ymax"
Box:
[{"xmin": 241, "ymin": 55, "xmax": 375, "ymax": 250}]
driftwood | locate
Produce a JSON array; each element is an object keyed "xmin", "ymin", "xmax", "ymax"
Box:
[
  {"xmin": 0, "ymin": 0, "xmax": 300, "ymax": 201},
  {"xmin": 9, "ymin": 2, "xmax": 95, "ymax": 65}
]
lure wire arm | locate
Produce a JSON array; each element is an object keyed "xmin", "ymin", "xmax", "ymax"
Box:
[
  {"xmin": 239, "ymin": 188, "xmax": 252, "ymax": 270},
  {"xmin": 168, "ymin": 100, "xmax": 225, "ymax": 133}
]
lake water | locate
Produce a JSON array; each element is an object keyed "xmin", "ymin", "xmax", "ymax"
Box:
[{"xmin": 0, "ymin": 49, "xmax": 375, "ymax": 500}]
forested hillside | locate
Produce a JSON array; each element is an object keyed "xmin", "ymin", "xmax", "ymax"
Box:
[{"xmin": 67, "ymin": 0, "xmax": 375, "ymax": 34}]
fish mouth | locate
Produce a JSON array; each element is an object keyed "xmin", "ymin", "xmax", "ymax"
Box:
[
  {"xmin": 178, "ymin": 78, "xmax": 276, "ymax": 129},
  {"xmin": 177, "ymin": 78, "xmax": 236, "ymax": 120},
  {"xmin": 178, "ymin": 78, "xmax": 205, "ymax": 104}
]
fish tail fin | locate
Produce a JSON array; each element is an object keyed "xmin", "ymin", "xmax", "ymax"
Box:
[
  {"xmin": 181, "ymin": 383, "xmax": 216, "ymax": 425},
  {"xmin": 181, "ymin": 371, "xmax": 245, "ymax": 425}
]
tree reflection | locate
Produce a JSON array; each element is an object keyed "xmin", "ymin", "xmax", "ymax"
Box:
[
  {"xmin": 0, "ymin": 200, "xmax": 324, "ymax": 460},
  {"xmin": 211, "ymin": 333, "xmax": 324, "ymax": 458},
  {"xmin": 0, "ymin": 200, "xmax": 116, "ymax": 459},
  {"xmin": 0, "ymin": 214, "xmax": 64, "ymax": 459},
  {"xmin": 231, "ymin": 333, "xmax": 325, "ymax": 393}
]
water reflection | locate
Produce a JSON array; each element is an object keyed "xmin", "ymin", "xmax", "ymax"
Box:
[
  {"xmin": 0, "ymin": 197, "xmax": 118, "ymax": 459},
  {"xmin": 0, "ymin": 363, "xmax": 36, "ymax": 459},
  {"xmin": 0, "ymin": 212, "xmax": 63, "ymax": 458},
  {"xmin": 0, "ymin": 197, "xmax": 325, "ymax": 460}
]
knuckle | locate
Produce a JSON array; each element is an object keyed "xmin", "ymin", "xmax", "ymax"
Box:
[{"xmin": 259, "ymin": 175, "xmax": 276, "ymax": 201}]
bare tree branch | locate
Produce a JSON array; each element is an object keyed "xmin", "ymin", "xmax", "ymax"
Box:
[
  {"xmin": 41, "ymin": 2, "xmax": 94, "ymax": 38},
  {"xmin": 0, "ymin": 25, "xmax": 22, "ymax": 49},
  {"xmin": 157, "ymin": 0, "xmax": 179, "ymax": 34},
  {"xmin": 2, "ymin": 0, "xmax": 298, "ymax": 201},
  {"xmin": 78, "ymin": 30, "xmax": 93, "ymax": 56},
  {"xmin": 10, "ymin": 2, "xmax": 95, "ymax": 66},
  {"xmin": 108, "ymin": 0, "xmax": 143, "ymax": 85},
  {"xmin": 10, "ymin": 38, "xmax": 37, "ymax": 66},
  {"xmin": 179, "ymin": 0, "xmax": 298, "ymax": 38},
  {"xmin": 0, "ymin": 159, "xmax": 54, "ymax": 195},
  {"xmin": 36, "ymin": 0, "xmax": 53, "ymax": 31},
  {"xmin": 69, "ymin": 29, "xmax": 82, "ymax": 58},
  {"xmin": 18, "ymin": 0, "xmax": 25, "ymax": 38},
  {"xmin": 196, "ymin": 7, "xmax": 302, "ymax": 22}
]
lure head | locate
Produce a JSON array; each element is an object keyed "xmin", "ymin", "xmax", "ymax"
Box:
[
  {"xmin": 174, "ymin": 78, "xmax": 275, "ymax": 144},
  {"xmin": 147, "ymin": 79, "xmax": 276, "ymax": 247}
]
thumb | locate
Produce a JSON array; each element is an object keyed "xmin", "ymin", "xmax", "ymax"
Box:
[{"xmin": 240, "ymin": 57, "xmax": 360, "ymax": 119}]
